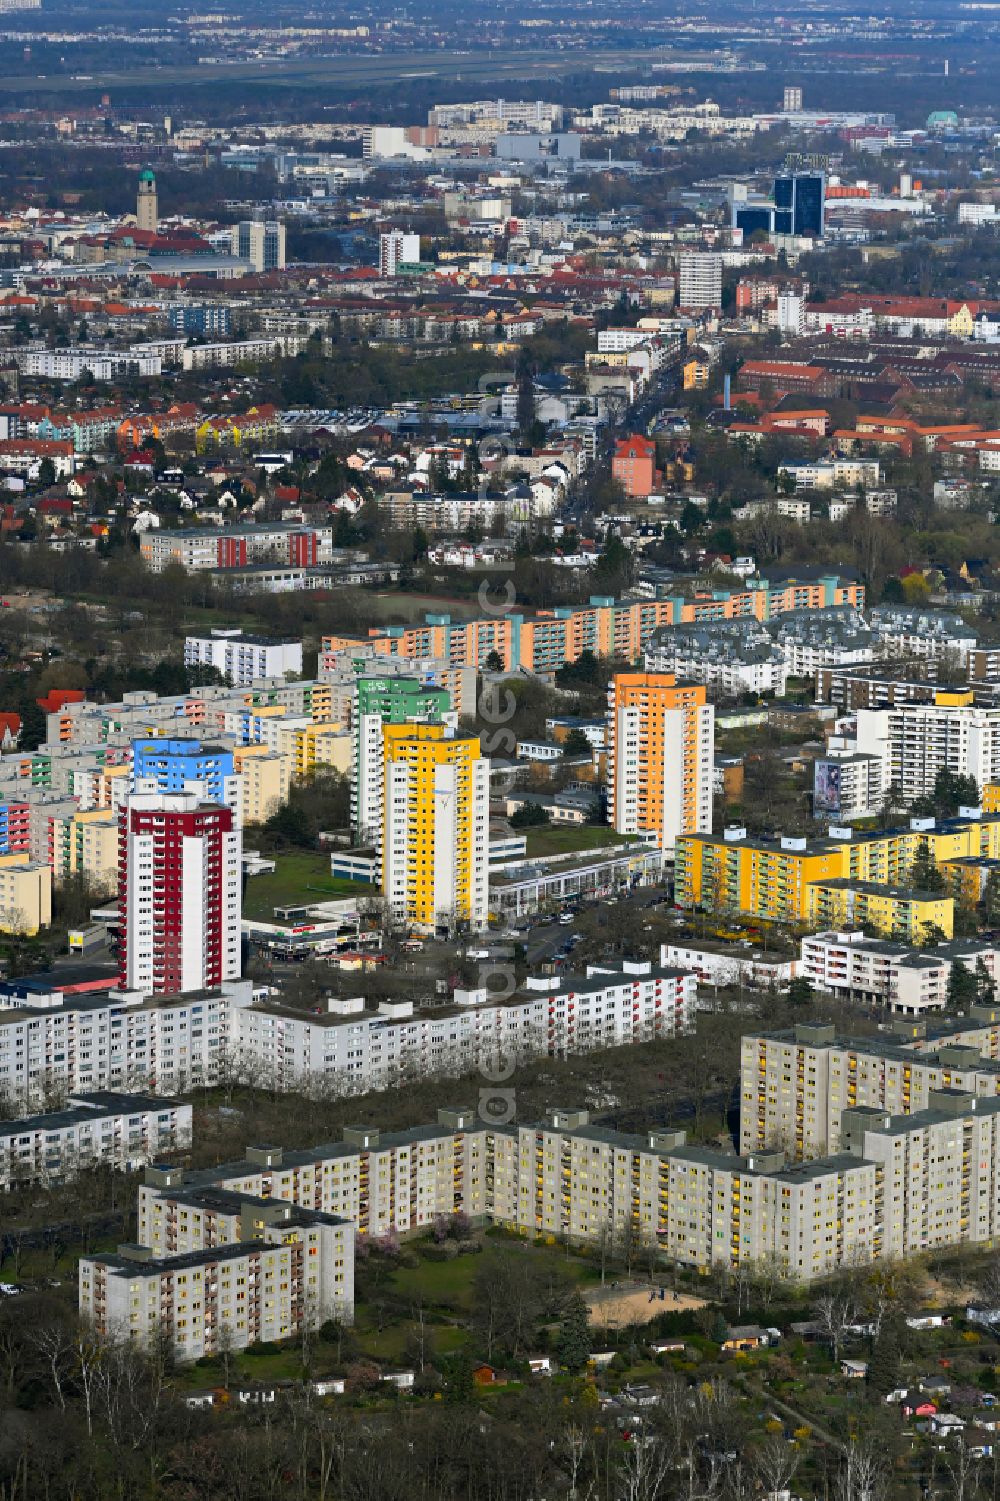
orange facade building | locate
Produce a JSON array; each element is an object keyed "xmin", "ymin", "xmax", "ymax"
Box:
[
  {"xmin": 607, "ymin": 672, "xmax": 714, "ymax": 854},
  {"xmin": 322, "ymin": 576, "xmax": 864, "ymax": 677}
]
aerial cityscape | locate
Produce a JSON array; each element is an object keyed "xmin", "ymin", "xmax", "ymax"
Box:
[{"xmin": 6, "ymin": 0, "xmax": 1000, "ymax": 1495}]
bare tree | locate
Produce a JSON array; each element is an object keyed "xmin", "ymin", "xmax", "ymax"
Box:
[
  {"xmin": 833, "ymin": 1436, "xmax": 890, "ymax": 1501},
  {"xmin": 32, "ymin": 1321, "xmax": 75, "ymax": 1411},
  {"xmin": 616, "ymin": 1437, "xmax": 672, "ymax": 1501},
  {"xmin": 752, "ymin": 1434, "xmax": 800, "ymax": 1500},
  {"xmin": 859, "ymin": 1259, "xmax": 918, "ymax": 1342},
  {"xmin": 563, "ymin": 1424, "xmax": 596, "ymax": 1501},
  {"xmin": 813, "ymin": 1283, "xmax": 858, "ymax": 1367},
  {"xmin": 939, "ymin": 1439, "xmax": 984, "ymax": 1501}
]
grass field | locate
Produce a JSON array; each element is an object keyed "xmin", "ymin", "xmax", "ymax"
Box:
[
  {"xmin": 242, "ymin": 851, "xmax": 364, "ymax": 920},
  {"xmin": 523, "ymin": 826, "xmax": 639, "ymax": 858}
]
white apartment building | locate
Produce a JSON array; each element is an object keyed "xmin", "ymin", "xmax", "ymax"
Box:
[
  {"xmin": 800, "ymin": 930, "xmax": 1000, "ymax": 1014},
  {"xmin": 868, "ymin": 606, "xmax": 977, "ymax": 666},
  {"xmin": 99, "ymin": 1079, "xmax": 1000, "ymax": 1310},
  {"xmin": 843, "ymin": 1092, "xmax": 1000, "ymax": 1260},
  {"xmin": 381, "ymin": 489, "xmax": 512, "ymax": 533},
  {"xmin": 854, "ymin": 696, "xmax": 1000, "ymax": 803},
  {"xmin": 238, "ymin": 960, "xmax": 695, "ymax": 1093},
  {"xmin": 677, "ymin": 253, "xmax": 723, "ymax": 309},
  {"xmin": 768, "ymin": 607, "xmax": 873, "ymax": 678},
  {"xmin": 659, "ymin": 941, "xmax": 798, "ymax": 989},
  {"xmin": 0, "ymin": 958, "xmax": 693, "ymax": 1109},
  {"xmin": 140, "ymin": 521, "xmax": 334, "ymax": 574},
  {"xmin": 0, "ymin": 980, "xmax": 255, "ymax": 1108},
  {"xmin": 16, "ymin": 348, "xmax": 162, "ymax": 380},
  {"xmin": 80, "ymin": 1196, "xmax": 354, "ymax": 1359},
  {"xmin": 0, "ymin": 1092, "xmax": 191, "ymax": 1191},
  {"xmin": 597, "ymin": 327, "xmax": 655, "ymax": 354},
  {"xmin": 379, "ymin": 230, "xmax": 421, "ymax": 277},
  {"xmin": 959, "ymin": 202, "xmax": 1000, "ymax": 226},
  {"xmin": 740, "ymin": 1020, "xmax": 1000, "ymax": 1158},
  {"xmin": 812, "ymin": 749, "xmax": 885, "ymax": 821},
  {"xmin": 133, "ymin": 1101, "xmax": 873, "ymax": 1284},
  {"xmin": 183, "ymin": 628, "xmax": 303, "ymax": 686},
  {"xmin": 779, "ymin": 458, "xmax": 883, "ymax": 491},
  {"xmin": 138, "ymin": 1117, "xmax": 482, "ymax": 1245},
  {"xmin": 644, "ymin": 621, "xmax": 787, "ymax": 697},
  {"xmin": 180, "ymin": 335, "xmax": 307, "ymax": 371}
]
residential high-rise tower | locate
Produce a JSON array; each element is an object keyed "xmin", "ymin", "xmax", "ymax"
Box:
[
  {"xmin": 608, "ymin": 672, "xmax": 714, "ymax": 853},
  {"xmin": 381, "ymin": 723, "xmax": 488, "ymax": 934},
  {"xmin": 119, "ymin": 784, "xmax": 241, "ymax": 995}
]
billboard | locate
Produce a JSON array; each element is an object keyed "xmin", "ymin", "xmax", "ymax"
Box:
[{"xmin": 813, "ymin": 760, "xmax": 842, "ymax": 816}]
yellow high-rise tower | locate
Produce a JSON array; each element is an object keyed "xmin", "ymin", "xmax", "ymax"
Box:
[{"xmin": 381, "ymin": 722, "xmax": 488, "ymax": 935}]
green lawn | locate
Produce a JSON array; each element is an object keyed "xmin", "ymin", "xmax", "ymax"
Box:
[
  {"xmin": 523, "ymin": 826, "xmax": 640, "ymax": 858},
  {"xmin": 242, "ymin": 851, "xmax": 365, "ymax": 920},
  {"xmin": 390, "ymin": 1254, "xmax": 480, "ymax": 1312}
]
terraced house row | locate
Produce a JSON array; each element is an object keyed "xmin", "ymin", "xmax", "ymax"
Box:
[
  {"xmin": 323, "ymin": 572, "xmax": 863, "ymax": 674},
  {"xmin": 83, "ymin": 1081, "xmax": 1000, "ymax": 1357}
]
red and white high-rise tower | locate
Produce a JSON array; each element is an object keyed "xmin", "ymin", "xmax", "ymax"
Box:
[{"xmin": 119, "ymin": 784, "xmax": 241, "ymax": 995}]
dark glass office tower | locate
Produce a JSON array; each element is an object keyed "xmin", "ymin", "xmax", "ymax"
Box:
[
  {"xmin": 773, "ymin": 172, "xmax": 825, "ymax": 237},
  {"xmin": 735, "ymin": 206, "xmax": 774, "ymax": 239}
]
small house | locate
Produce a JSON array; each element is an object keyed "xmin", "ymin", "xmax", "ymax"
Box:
[
  {"xmin": 841, "ymin": 1359, "xmax": 868, "ymax": 1380},
  {"xmin": 183, "ymin": 1391, "xmax": 216, "ymax": 1410},
  {"xmin": 722, "ymin": 1326, "xmax": 770, "ymax": 1353},
  {"xmin": 309, "ymin": 1378, "xmax": 345, "ymax": 1397}
]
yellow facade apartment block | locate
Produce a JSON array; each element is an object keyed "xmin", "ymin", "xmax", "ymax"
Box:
[
  {"xmin": 675, "ymin": 816, "xmax": 1000, "ymax": 931},
  {"xmin": 0, "ymin": 853, "xmax": 52, "ymax": 934},
  {"xmin": 233, "ymin": 746, "xmax": 293, "ymax": 824},
  {"xmin": 806, "ymin": 879, "xmax": 953, "ymax": 942},
  {"xmin": 50, "ymin": 809, "xmax": 119, "ymax": 890},
  {"xmin": 276, "ymin": 721, "xmax": 351, "ymax": 777}
]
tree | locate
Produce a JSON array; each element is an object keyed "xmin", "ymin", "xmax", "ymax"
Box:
[
  {"xmin": 510, "ymin": 802, "xmax": 549, "ymax": 829},
  {"xmin": 939, "ymin": 1440, "xmax": 983, "ymax": 1501},
  {"xmin": 812, "ymin": 1283, "xmax": 857, "ymax": 1366},
  {"xmin": 909, "ymin": 838, "xmax": 945, "ymax": 893},
  {"xmin": 833, "ymin": 1436, "xmax": 889, "ymax": 1501},
  {"xmin": 752, "ymin": 1434, "xmax": 800, "ymax": 1501},
  {"xmin": 36, "ymin": 457, "xmax": 57, "ymax": 489},
  {"xmin": 516, "ymin": 354, "xmax": 536, "ymax": 440},
  {"xmin": 483, "ymin": 649, "xmax": 505, "ymax": 673},
  {"xmin": 787, "ymin": 976, "xmax": 813, "ymax": 1006},
  {"xmin": 867, "ymin": 1328, "xmax": 901, "ymax": 1395},
  {"xmin": 556, "ymin": 1293, "xmax": 592, "ymax": 1373},
  {"xmin": 615, "ymin": 1436, "xmax": 672, "ymax": 1501},
  {"xmin": 561, "ymin": 728, "xmax": 593, "ymax": 758},
  {"xmin": 593, "ymin": 534, "xmax": 633, "ymax": 595},
  {"xmin": 948, "ymin": 959, "xmax": 979, "ymax": 1011},
  {"xmin": 975, "ymin": 957, "xmax": 996, "ymax": 1006}
]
